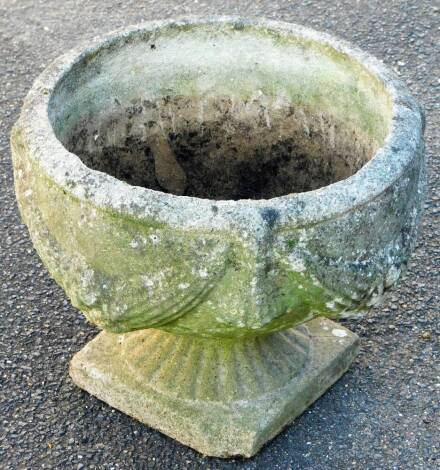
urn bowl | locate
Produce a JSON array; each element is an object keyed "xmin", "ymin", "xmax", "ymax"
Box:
[{"xmin": 11, "ymin": 17, "xmax": 425, "ymax": 339}]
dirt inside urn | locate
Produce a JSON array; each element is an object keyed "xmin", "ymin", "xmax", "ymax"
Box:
[{"xmin": 65, "ymin": 95, "xmax": 378, "ymax": 200}]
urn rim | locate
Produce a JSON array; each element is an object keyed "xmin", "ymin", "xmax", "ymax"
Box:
[{"xmin": 15, "ymin": 16, "xmax": 424, "ymax": 232}]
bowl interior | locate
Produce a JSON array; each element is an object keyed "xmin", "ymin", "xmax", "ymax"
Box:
[{"xmin": 49, "ymin": 22, "xmax": 393, "ymax": 200}]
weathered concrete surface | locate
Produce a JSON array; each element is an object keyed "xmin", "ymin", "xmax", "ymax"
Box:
[
  {"xmin": 0, "ymin": 1, "xmax": 438, "ymax": 469},
  {"xmin": 70, "ymin": 318, "xmax": 359, "ymax": 457},
  {"xmin": 11, "ymin": 18, "xmax": 425, "ymax": 338},
  {"xmin": 9, "ymin": 18, "xmax": 424, "ymax": 456}
]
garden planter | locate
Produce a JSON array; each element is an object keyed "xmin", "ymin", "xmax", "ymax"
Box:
[{"xmin": 11, "ymin": 17, "xmax": 425, "ymax": 457}]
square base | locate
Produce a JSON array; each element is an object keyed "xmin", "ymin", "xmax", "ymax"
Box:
[{"xmin": 70, "ymin": 318, "xmax": 359, "ymax": 457}]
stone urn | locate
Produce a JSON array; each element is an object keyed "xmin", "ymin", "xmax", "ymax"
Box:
[{"xmin": 11, "ymin": 17, "xmax": 425, "ymax": 458}]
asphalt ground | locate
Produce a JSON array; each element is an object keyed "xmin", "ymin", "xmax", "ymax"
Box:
[{"xmin": 0, "ymin": 1, "xmax": 438, "ymax": 469}]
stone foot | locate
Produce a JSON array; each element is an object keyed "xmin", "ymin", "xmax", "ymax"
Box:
[{"xmin": 69, "ymin": 318, "xmax": 359, "ymax": 457}]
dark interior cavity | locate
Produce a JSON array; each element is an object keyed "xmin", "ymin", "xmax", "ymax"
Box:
[{"xmin": 65, "ymin": 95, "xmax": 377, "ymax": 200}]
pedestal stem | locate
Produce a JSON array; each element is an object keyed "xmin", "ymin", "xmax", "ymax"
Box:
[{"xmin": 70, "ymin": 318, "xmax": 359, "ymax": 457}]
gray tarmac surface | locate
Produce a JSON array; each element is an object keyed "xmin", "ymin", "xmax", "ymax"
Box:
[{"xmin": 0, "ymin": 1, "xmax": 439, "ymax": 469}]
